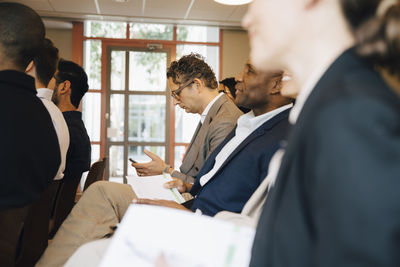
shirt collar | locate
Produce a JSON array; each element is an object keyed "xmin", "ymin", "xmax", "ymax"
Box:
[
  {"xmin": 36, "ymin": 88, "xmax": 54, "ymax": 101},
  {"xmin": 200, "ymin": 92, "xmax": 224, "ymax": 124},
  {"xmin": 238, "ymin": 103, "xmax": 293, "ymax": 132}
]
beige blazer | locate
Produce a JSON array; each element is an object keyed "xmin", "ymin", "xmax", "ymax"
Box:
[{"xmin": 172, "ymin": 94, "xmax": 242, "ymax": 183}]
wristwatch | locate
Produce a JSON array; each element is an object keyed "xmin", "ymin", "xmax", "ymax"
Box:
[{"xmin": 163, "ymin": 164, "xmax": 171, "ymax": 174}]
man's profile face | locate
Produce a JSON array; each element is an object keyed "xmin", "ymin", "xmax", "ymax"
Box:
[
  {"xmin": 47, "ymin": 75, "xmax": 57, "ymax": 91},
  {"xmin": 235, "ymin": 62, "xmax": 275, "ymax": 109},
  {"xmin": 51, "ymin": 80, "xmax": 62, "ymax": 106},
  {"xmin": 168, "ymin": 77, "xmax": 201, "ymax": 114}
]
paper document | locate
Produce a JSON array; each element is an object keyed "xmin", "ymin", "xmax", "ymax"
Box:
[
  {"xmin": 126, "ymin": 174, "xmax": 185, "ymax": 204},
  {"xmin": 100, "ymin": 205, "xmax": 256, "ymax": 267}
]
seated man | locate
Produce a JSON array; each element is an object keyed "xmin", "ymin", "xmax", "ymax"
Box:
[
  {"xmin": 26, "ymin": 38, "xmax": 70, "ymax": 181},
  {"xmin": 132, "ymin": 53, "xmax": 242, "ymax": 183},
  {"xmin": 0, "ymin": 2, "xmax": 60, "ymax": 211},
  {"xmin": 49, "ymin": 59, "xmax": 92, "ymax": 234},
  {"xmin": 37, "ymin": 61, "xmax": 293, "ymax": 267}
]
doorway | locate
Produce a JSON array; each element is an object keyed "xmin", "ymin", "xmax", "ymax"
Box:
[{"xmin": 105, "ymin": 45, "xmax": 172, "ymax": 183}]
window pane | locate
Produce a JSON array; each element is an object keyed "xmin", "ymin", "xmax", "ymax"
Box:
[
  {"xmin": 175, "ymin": 105, "xmax": 200, "ymax": 143},
  {"xmin": 83, "ymin": 40, "xmax": 102, "ymax": 89},
  {"xmin": 129, "ymin": 23, "xmax": 173, "ymax": 40},
  {"xmin": 174, "ymin": 145, "xmax": 188, "ymax": 170},
  {"xmin": 177, "ymin": 26, "xmax": 219, "ymax": 42},
  {"xmin": 127, "ymin": 146, "xmax": 165, "ymax": 176},
  {"xmin": 176, "ymin": 45, "xmax": 219, "ymax": 80},
  {"xmin": 82, "ymin": 92, "xmax": 101, "ymax": 142},
  {"xmin": 91, "ymin": 144, "xmax": 100, "ymax": 164},
  {"xmin": 128, "ymin": 95, "xmax": 165, "ymax": 142},
  {"xmin": 109, "ymin": 145, "xmax": 124, "ymax": 180},
  {"xmin": 129, "ymin": 51, "xmax": 167, "ymax": 92},
  {"xmin": 111, "ymin": 51, "xmax": 126, "ymax": 91},
  {"xmin": 84, "ymin": 21, "xmax": 127, "ymax": 38},
  {"xmin": 109, "ymin": 94, "xmax": 124, "ymax": 142}
]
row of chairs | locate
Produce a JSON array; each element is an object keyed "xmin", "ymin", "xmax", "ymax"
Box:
[{"xmin": 0, "ymin": 157, "xmax": 107, "ymax": 267}]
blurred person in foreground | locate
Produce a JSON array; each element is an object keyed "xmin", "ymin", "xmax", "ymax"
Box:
[{"xmin": 242, "ymin": 0, "xmax": 400, "ymax": 266}]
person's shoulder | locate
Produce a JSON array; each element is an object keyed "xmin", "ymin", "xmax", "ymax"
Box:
[
  {"xmin": 213, "ymin": 97, "xmax": 243, "ymax": 121},
  {"xmin": 312, "ymin": 95, "xmax": 400, "ymax": 140}
]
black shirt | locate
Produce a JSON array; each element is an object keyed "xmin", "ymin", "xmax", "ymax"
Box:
[
  {"xmin": 0, "ymin": 70, "xmax": 60, "ymax": 211},
  {"xmin": 62, "ymin": 111, "xmax": 91, "ymax": 177}
]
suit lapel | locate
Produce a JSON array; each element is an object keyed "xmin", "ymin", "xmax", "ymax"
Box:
[
  {"xmin": 261, "ymin": 50, "xmax": 358, "ymax": 240},
  {"xmin": 184, "ymin": 122, "xmax": 202, "ymax": 155},
  {"xmin": 201, "ymin": 108, "xmax": 291, "ymax": 187},
  {"xmin": 180, "ymin": 94, "xmax": 229, "ymax": 173}
]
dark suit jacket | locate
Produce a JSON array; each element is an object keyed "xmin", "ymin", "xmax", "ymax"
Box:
[
  {"xmin": 250, "ymin": 49, "xmax": 400, "ymax": 267},
  {"xmin": 189, "ymin": 108, "xmax": 291, "ymax": 216},
  {"xmin": 0, "ymin": 70, "xmax": 60, "ymax": 211}
]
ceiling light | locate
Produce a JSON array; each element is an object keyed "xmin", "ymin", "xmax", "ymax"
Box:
[{"xmin": 214, "ymin": 0, "xmax": 252, "ymax": 5}]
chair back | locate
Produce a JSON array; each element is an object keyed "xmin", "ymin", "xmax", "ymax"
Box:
[
  {"xmin": 15, "ymin": 181, "xmax": 60, "ymax": 267},
  {"xmin": 0, "ymin": 205, "xmax": 30, "ymax": 267},
  {"xmin": 83, "ymin": 157, "xmax": 107, "ymax": 191},
  {"xmin": 48, "ymin": 171, "xmax": 83, "ymax": 238}
]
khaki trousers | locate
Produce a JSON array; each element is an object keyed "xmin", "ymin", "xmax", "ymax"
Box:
[{"xmin": 36, "ymin": 181, "xmax": 136, "ymax": 267}]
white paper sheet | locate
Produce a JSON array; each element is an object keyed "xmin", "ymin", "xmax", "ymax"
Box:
[
  {"xmin": 126, "ymin": 174, "xmax": 185, "ymax": 204},
  {"xmin": 99, "ymin": 205, "xmax": 256, "ymax": 267}
]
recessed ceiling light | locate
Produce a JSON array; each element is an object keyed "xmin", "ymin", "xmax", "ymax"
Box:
[
  {"xmin": 113, "ymin": 0, "xmax": 129, "ymax": 3},
  {"xmin": 214, "ymin": 0, "xmax": 252, "ymax": 5}
]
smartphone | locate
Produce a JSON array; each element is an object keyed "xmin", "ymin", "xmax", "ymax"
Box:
[{"xmin": 129, "ymin": 158, "xmax": 137, "ymax": 164}]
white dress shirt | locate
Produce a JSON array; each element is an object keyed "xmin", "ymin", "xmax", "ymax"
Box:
[
  {"xmin": 200, "ymin": 92, "xmax": 224, "ymax": 124},
  {"xmin": 37, "ymin": 88, "xmax": 70, "ymax": 180},
  {"xmin": 199, "ymin": 104, "xmax": 293, "ymax": 186}
]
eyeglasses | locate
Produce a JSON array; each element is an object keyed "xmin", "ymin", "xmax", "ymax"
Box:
[{"xmin": 170, "ymin": 79, "xmax": 194, "ymax": 99}]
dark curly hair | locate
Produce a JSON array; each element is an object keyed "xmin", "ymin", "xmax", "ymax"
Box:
[{"xmin": 167, "ymin": 53, "xmax": 218, "ymax": 89}]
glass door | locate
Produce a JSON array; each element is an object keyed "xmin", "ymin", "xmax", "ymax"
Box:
[{"xmin": 106, "ymin": 46, "xmax": 171, "ymax": 183}]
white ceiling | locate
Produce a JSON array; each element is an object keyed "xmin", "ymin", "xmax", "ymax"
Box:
[{"xmin": 6, "ymin": 0, "xmax": 249, "ymax": 29}]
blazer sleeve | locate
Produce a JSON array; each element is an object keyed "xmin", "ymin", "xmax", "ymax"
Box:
[
  {"xmin": 305, "ymin": 98, "xmax": 400, "ymax": 266},
  {"xmin": 170, "ymin": 170, "xmax": 195, "ymax": 184},
  {"xmin": 172, "ymin": 118, "xmax": 238, "ymax": 184}
]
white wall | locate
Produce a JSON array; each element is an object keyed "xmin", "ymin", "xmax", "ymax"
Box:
[{"xmin": 46, "ymin": 29, "xmax": 73, "ymax": 61}]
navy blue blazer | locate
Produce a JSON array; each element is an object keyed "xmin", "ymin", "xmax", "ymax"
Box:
[
  {"xmin": 250, "ymin": 49, "xmax": 400, "ymax": 267},
  {"xmin": 189, "ymin": 108, "xmax": 291, "ymax": 216}
]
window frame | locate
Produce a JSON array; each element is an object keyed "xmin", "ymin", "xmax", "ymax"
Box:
[{"xmin": 72, "ymin": 21, "xmax": 223, "ymax": 175}]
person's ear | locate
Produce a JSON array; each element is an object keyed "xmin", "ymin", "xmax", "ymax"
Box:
[
  {"xmin": 193, "ymin": 78, "xmax": 202, "ymax": 92},
  {"xmin": 59, "ymin": 80, "xmax": 71, "ymax": 95},
  {"xmin": 25, "ymin": 61, "xmax": 34, "ymax": 74}
]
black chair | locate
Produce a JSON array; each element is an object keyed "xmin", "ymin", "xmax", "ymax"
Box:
[
  {"xmin": 0, "ymin": 205, "xmax": 30, "ymax": 267},
  {"xmin": 48, "ymin": 171, "xmax": 84, "ymax": 239},
  {"xmin": 83, "ymin": 157, "xmax": 107, "ymax": 191},
  {"xmin": 16, "ymin": 181, "xmax": 60, "ymax": 267}
]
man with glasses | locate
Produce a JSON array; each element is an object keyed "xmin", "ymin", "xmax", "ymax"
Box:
[
  {"xmin": 45, "ymin": 61, "xmax": 293, "ymax": 267},
  {"xmin": 132, "ymin": 53, "xmax": 242, "ymax": 184},
  {"xmin": 37, "ymin": 53, "xmax": 241, "ymax": 267}
]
